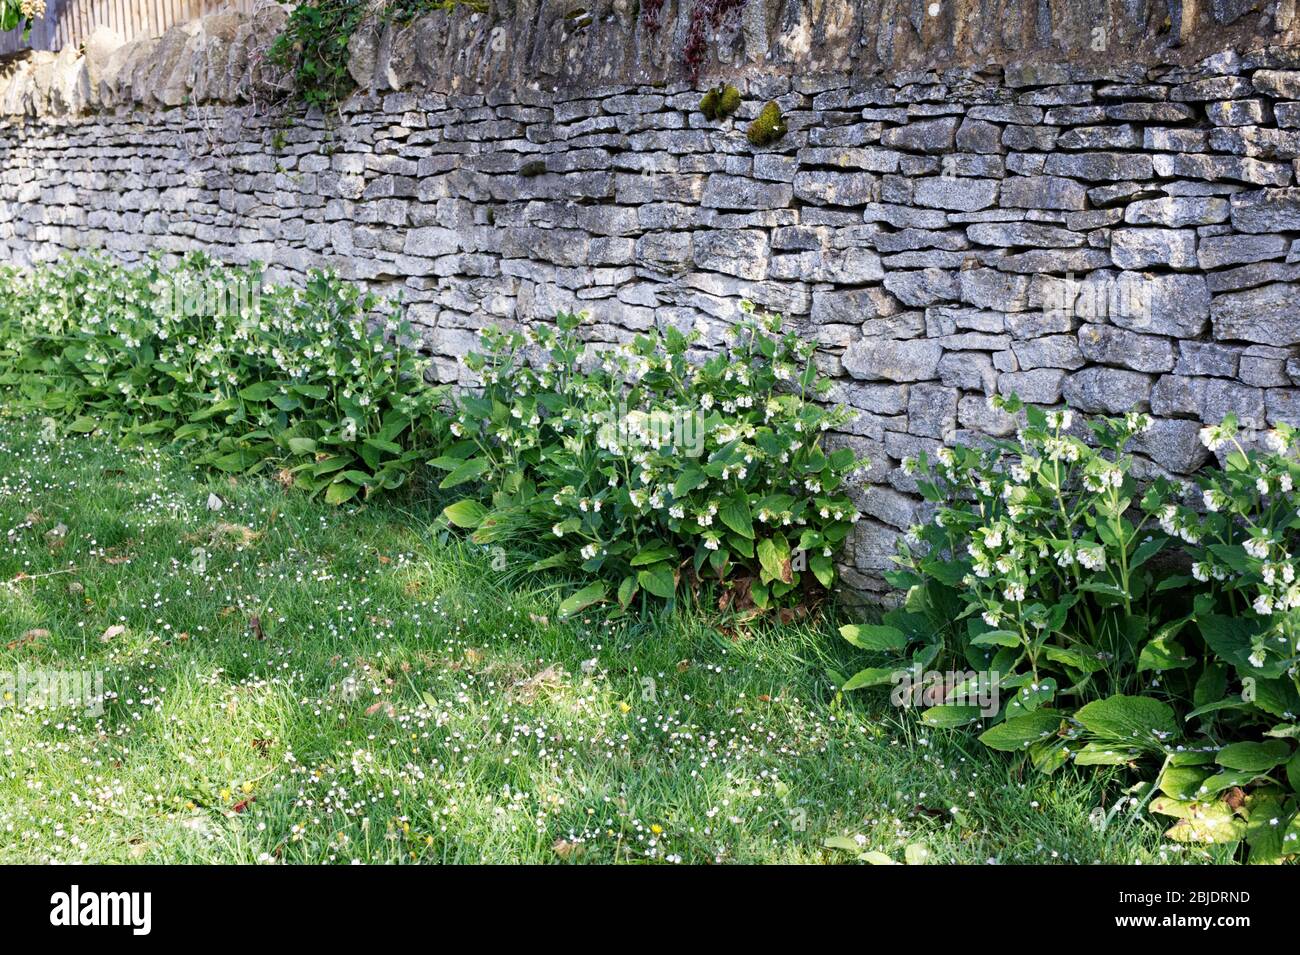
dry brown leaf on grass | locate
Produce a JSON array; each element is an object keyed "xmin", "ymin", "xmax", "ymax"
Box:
[
  {"xmin": 510, "ymin": 664, "xmax": 567, "ymax": 704},
  {"xmin": 552, "ymin": 838, "xmax": 584, "ymax": 859},
  {"xmin": 8, "ymin": 628, "xmax": 49, "ymax": 650},
  {"xmin": 199, "ymin": 522, "xmax": 261, "ymax": 548},
  {"xmin": 100, "ymin": 624, "xmax": 125, "ymax": 643}
]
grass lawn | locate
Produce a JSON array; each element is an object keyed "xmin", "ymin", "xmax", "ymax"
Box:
[{"xmin": 0, "ymin": 416, "xmax": 1210, "ymax": 864}]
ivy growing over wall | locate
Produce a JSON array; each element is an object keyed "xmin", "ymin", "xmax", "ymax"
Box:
[{"xmin": 268, "ymin": 0, "xmax": 484, "ymax": 109}]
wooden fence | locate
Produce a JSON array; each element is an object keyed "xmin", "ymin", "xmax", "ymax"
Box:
[{"xmin": 0, "ymin": 0, "xmax": 263, "ymax": 57}]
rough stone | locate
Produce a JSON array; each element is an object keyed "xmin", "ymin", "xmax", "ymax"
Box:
[{"xmin": 842, "ymin": 338, "xmax": 944, "ymax": 383}]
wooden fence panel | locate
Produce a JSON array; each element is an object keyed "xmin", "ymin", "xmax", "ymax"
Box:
[{"xmin": 0, "ymin": 0, "xmax": 262, "ymax": 57}]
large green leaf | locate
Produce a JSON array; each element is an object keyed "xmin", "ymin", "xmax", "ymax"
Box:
[
  {"xmin": 324, "ymin": 480, "xmax": 360, "ymax": 505},
  {"xmin": 1075, "ymin": 695, "xmax": 1177, "ymax": 750},
  {"xmin": 718, "ymin": 493, "xmax": 754, "ymax": 539},
  {"xmin": 439, "ymin": 457, "xmax": 490, "ymax": 489},
  {"xmin": 636, "ymin": 563, "xmax": 677, "ymax": 599},
  {"xmin": 238, "ymin": 381, "xmax": 281, "ymax": 401},
  {"xmin": 630, "ymin": 542, "xmax": 677, "ymax": 567},
  {"xmin": 442, "ymin": 499, "xmax": 487, "ymax": 529},
  {"xmin": 841, "ymin": 667, "xmax": 897, "ymax": 691},
  {"xmin": 1215, "ymin": 739, "xmax": 1292, "ymax": 773},
  {"xmin": 839, "ymin": 624, "xmax": 907, "ymax": 652},
  {"xmin": 557, "ymin": 582, "xmax": 607, "ymax": 619},
  {"xmin": 756, "ymin": 535, "xmax": 792, "ymax": 585},
  {"xmin": 921, "ymin": 705, "xmax": 983, "ymax": 728},
  {"xmin": 978, "ymin": 711, "xmax": 1064, "ymax": 751}
]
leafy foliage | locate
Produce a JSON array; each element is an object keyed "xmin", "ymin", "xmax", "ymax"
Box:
[
  {"xmin": 837, "ymin": 395, "xmax": 1300, "ymax": 862},
  {"xmin": 438, "ymin": 304, "xmax": 865, "ymax": 614},
  {"xmin": 0, "ymin": 257, "xmax": 861, "ymax": 616},
  {"xmin": 268, "ymin": 0, "xmax": 484, "ymax": 108},
  {"xmin": 0, "ymin": 253, "xmax": 447, "ymax": 504},
  {"xmin": 268, "ymin": 0, "xmax": 371, "ymax": 109},
  {"xmin": 0, "ymin": 0, "xmax": 43, "ymax": 36}
]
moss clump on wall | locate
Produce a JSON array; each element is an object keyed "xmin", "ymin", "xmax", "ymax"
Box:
[
  {"xmin": 746, "ymin": 101, "xmax": 787, "ymax": 147},
  {"xmin": 699, "ymin": 83, "xmax": 741, "ymax": 120}
]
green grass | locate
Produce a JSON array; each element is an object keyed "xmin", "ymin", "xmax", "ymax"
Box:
[{"xmin": 0, "ymin": 416, "xmax": 1214, "ymax": 864}]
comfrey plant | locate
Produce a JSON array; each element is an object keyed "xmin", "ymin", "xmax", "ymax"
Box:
[
  {"xmin": 0, "ymin": 253, "xmax": 447, "ymax": 503},
  {"xmin": 439, "ymin": 304, "xmax": 865, "ymax": 615},
  {"xmin": 839, "ymin": 396, "xmax": 1300, "ymax": 861}
]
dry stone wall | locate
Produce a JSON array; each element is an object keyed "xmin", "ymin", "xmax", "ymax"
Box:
[{"xmin": 3, "ymin": 4, "xmax": 1300, "ymax": 597}]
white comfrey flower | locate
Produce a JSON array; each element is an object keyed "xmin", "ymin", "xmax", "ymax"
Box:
[
  {"xmin": 1253, "ymin": 593, "xmax": 1274, "ymax": 616},
  {"xmin": 1124, "ymin": 412, "xmax": 1153, "ymax": 434},
  {"xmin": 1282, "ymin": 473, "xmax": 1293, "ymax": 493},
  {"xmin": 1003, "ymin": 582, "xmax": 1026, "ymax": 603},
  {"xmin": 1199, "ymin": 426, "xmax": 1225, "ymax": 452},
  {"xmin": 1244, "ymin": 536, "xmax": 1270, "ymax": 560},
  {"xmin": 703, "ymin": 535, "xmax": 720, "ymax": 551},
  {"xmin": 552, "ymin": 523, "xmax": 566, "ymax": 537},
  {"xmin": 579, "ymin": 543, "xmax": 600, "ymax": 561},
  {"xmin": 1192, "ymin": 562, "xmax": 1210, "ymax": 583},
  {"xmin": 1077, "ymin": 545, "xmax": 1106, "ymax": 572},
  {"xmin": 1048, "ymin": 409, "xmax": 1073, "ymax": 430},
  {"xmin": 1249, "ymin": 649, "xmax": 1267, "ymax": 668},
  {"xmin": 1257, "ymin": 477, "xmax": 1270, "ymax": 495},
  {"xmin": 1283, "ymin": 584, "xmax": 1300, "ymax": 610},
  {"xmin": 1157, "ymin": 504, "xmax": 1179, "ymax": 536},
  {"xmin": 1265, "ymin": 429, "xmax": 1287, "ymax": 453},
  {"xmin": 1203, "ymin": 489, "xmax": 1223, "ymax": 512},
  {"xmin": 982, "ymin": 610, "xmax": 1000, "ymax": 627}
]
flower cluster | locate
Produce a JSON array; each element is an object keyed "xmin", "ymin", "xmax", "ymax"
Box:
[
  {"xmin": 440, "ymin": 303, "xmax": 864, "ymax": 611},
  {"xmin": 847, "ymin": 399, "xmax": 1300, "ymax": 862},
  {"xmin": 897, "ymin": 396, "xmax": 1157, "ymax": 689},
  {"xmin": 0, "ymin": 252, "xmax": 447, "ymax": 503}
]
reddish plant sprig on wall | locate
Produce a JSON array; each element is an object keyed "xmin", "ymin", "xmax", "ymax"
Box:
[
  {"xmin": 642, "ymin": 0, "xmax": 747, "ymax": 83},
  {"xmin": 683, "ymin": 0, "xmax": 747, "ymax": 82},
  {"xmin": 641, "ymin": 0, "xmax": 666, "ymax": 31}
]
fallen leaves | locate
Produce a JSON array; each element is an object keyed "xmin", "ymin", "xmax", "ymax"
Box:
[
  {"xmin": 552, "ymin": 838, "xmax": 585, "ymax": 860},
  {"xmin": 7, "ymin": 629, "xmax": 48, "ymax": 651},
  {"xmin": 44, "ymin": 522, "xmax": 68, "ymax": 549},
  {"xmin": 100, "ymin": 624, "xmax": 126, "ymax": 643},
  {"xmin": 509, "ymin": 663, "xmax": 566, "ymax": 704}
]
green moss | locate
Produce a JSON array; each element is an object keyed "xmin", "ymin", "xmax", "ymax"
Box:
[
  {"xmin": 699, "ymin": 83, "xmax": 741, "ymax": 121},
  {"xmin": 519, "ymin": 160, "xmax": 547, "ymax": 177},
  {"xmin": 746, "ymin": 101, "xmax": 788, "ymax": 147}
]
